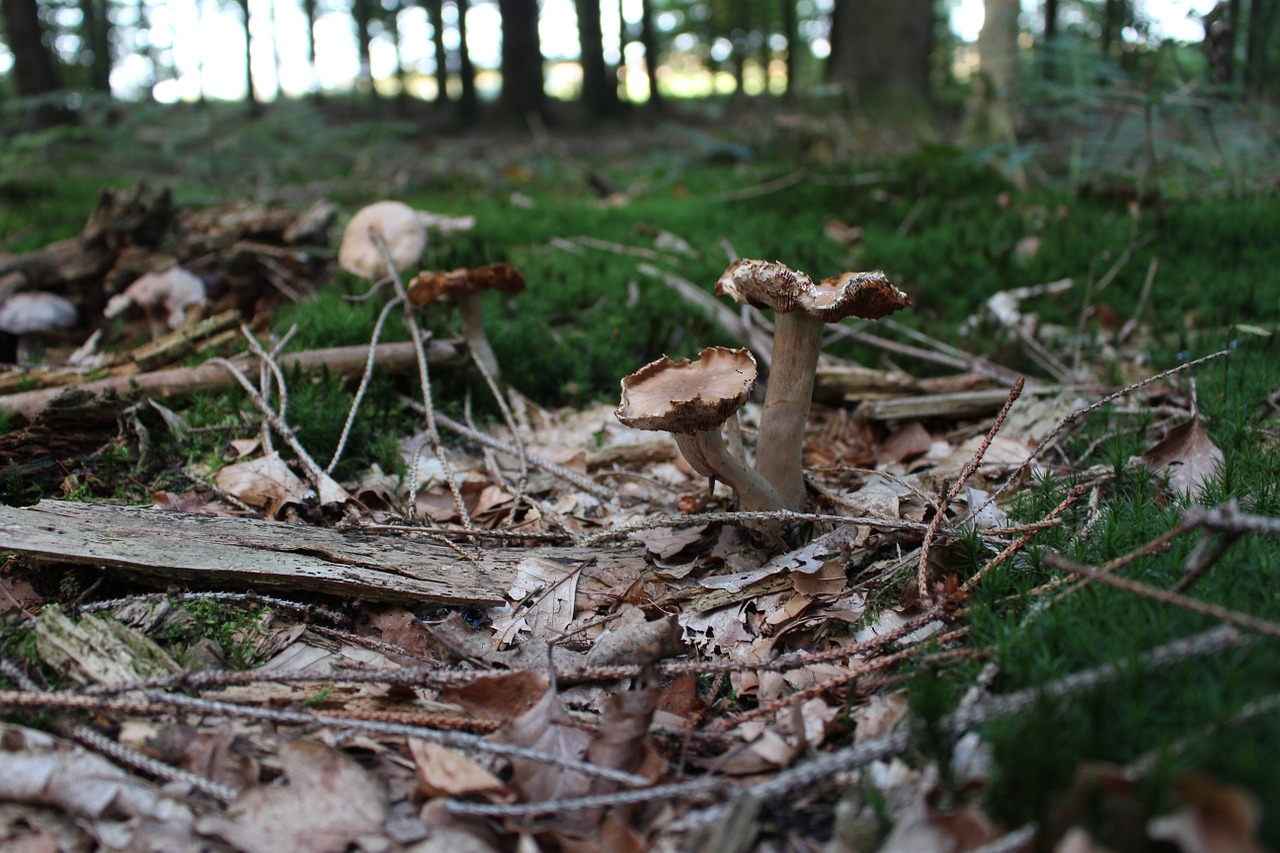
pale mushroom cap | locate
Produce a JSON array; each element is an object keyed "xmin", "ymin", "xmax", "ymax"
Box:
[
  {"xmin": 106, "ymin": 266, "xmax": 207, "ymax": 329},
  {"xmin": 616, "ymin": 346, "xmax": 757, "ymax": 435},
  {"xmin": 338, "ymin": 201, "xmax": 428, "ymax": 280},
  {"xmin": 0, "ymin": 292, "xmax": 77, "ymax": 335},
  {"xmin": 406, "ymin": 262, "xmax": 527, "ymax": 305},
  {"xmin": 716, "ymin": 258, "xmax": 911, "ymax": 322}
]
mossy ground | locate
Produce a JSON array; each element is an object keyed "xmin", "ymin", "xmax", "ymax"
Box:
[{"xmin": 3, "ymin": 97, "xmax": 1280, "ymax": 846}]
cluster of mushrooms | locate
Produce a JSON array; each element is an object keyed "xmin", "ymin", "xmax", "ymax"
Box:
[{"xmin": 616, "ymin": 259, "xmax": 911, "ymax": 513}]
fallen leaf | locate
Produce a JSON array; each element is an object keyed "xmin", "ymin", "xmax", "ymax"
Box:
[
  {"xmin": 195, "ymin": 740, "xmax": 387, "ymax": 853},
  {"xmin": 1147, "ymin": 773, "xmax": 1265, "ymax": 853},
  {"xmin": 409, "ymin": 740, "xmax": 504, "ymax": 798},
  {"xmin": 214, "ymin": 452, "xmax": 310, "ymax": 517},
  {"xmin": 487, "ymin": 684, "xmax": 591, "ymax": 803},
  {"xmin": 490, "ymin": 557, "xmax": 579, "ymax": 646},
  {"xmin": 1141, "ymin": 417, "xmax": 1224, "ymax": 498}
]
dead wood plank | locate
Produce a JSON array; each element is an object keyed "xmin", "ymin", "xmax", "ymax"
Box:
[{"xmin": 0, "ymin": 501, "xmax": 647, "ymax": 606}]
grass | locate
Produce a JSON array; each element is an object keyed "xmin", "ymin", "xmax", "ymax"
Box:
[{"xmin": 3, "ymin": 98, "xmax": 1280, "ymax": 846}]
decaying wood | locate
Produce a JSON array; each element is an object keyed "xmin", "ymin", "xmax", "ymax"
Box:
[
  {"xmin": 0, "ymin": 500, "xmax": 648, "ymax": 606},
  {"xmin": 0, "ymin": 340, "xmax": 460, "ymax": 421},
  {"xmin": 855, "ymin": 384, "xmax": 1066, "ymax": 421},
  {"xmin": 813, "ymin": 363, "xmax": 923, "ymax": 402}
]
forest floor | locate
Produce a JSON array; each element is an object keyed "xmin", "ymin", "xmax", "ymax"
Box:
[{"xmin": 0, "ymin": 94, "xmax": 1278, "ymax": 852}]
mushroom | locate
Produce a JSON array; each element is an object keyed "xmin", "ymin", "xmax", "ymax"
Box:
[
  {"xmin": 338, "ymin": 201, "xmax": 428, "ymax": 280},
  {"xmin": 716, "ymin": 259, "xmax": 911, "ymax": 510},
  {"xmin": 105, "ymin": 266, "xmax": 207, "ymax": 337},
  {"xmin": 407, "ymin": 263, "xmax": 526, "ymax": 382},
  {"xmin": 0, "ymin": 291, "xmax": 78, "ymax": 363},
  {"xmin": 616, "ymin": 346, "xmax": 785, "ymax": 512}
]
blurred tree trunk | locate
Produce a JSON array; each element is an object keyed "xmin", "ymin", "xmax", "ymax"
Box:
[
  {"xmin": 427, "ymin": 0, "xmax": 451, "ymax": 103},
  {"xmin": 1, "ymin": 0, "xmax": 73, "ymax": 128},
  {"xmin": 964, "ymin": 0, "xmax": 1020, "ymax": 142},
  {"xmin": 577, "ymin": 0, "xmax": 619, "ymax": 115},
  {"xmin": 78, "ymin": 0, "xmax": 113, "ymax": 94},
  {"xmin": 1101, "ymin": 0, "xmax": 1132, "ymax": 60},
  {"xmin": 235, "ymin": 0, "xmax": 262, "ymax": 115},
  {"xmin": 638, "ymin": 0, "xmax": 662, "ymax": 108},
  {"xmin": 782, "ymin": 0, "xmax": 797, "ymax": 97},
  {"xmin": 1042, "ymin": 0, "xmax": 1058, "ymax": 79},
  {"xmin": 354, "ymin": 0, "xmax": 378, "ymax": 99},
  {"xmin": 1245, "ymin": 0, "xmax": 1279, "ymax": 94},
  {"xmin": 455, "ymin": 0, "xmax": 478, "ymax": 120},
  {"xmin": 497, "ymin": 0, "xmax": 545, "ymax": 117},
  {"xmin": 827, "ymin": 0, "xmax": 932, "ymax": 120},
  {"xmin": 302, "ymin": 0, "xmax": 320, "ymax": 99},
  {"xmin": 387, "ymin": 1, "xmax": 409, "ymax": 110}
]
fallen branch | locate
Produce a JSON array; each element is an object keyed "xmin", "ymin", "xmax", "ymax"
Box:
[{"xmin": 0, "ymin": 340, "xmax": 459, "ymax": 421}]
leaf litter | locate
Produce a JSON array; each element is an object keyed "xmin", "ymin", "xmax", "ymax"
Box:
[{"xmin": 0, "ymin": 185, "xmax": 1267, "ymax": 853}]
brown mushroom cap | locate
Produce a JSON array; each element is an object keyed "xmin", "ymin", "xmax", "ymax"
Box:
[
  {"xmin": 406, "ymin": 263, "xmax": 527, "ymax": 306},
  {"xmin": 715, "ymin": 259, "xmax": 911, "ymax": 322},
  {"xmin": 338, "ymin": 201, "xmax": 428, "ymax": 280},
  {"xmin": 616, "ymin": 346, "xmax": 756, "ymax": 435}
]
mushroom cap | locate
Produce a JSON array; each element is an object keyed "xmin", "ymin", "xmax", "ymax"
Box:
[
  {"xmin": 406, "ymin": 262, "xmax": 527, "ymax": 306},
  {"xmin": 338, "ymin": 201, "xmax": 428, "ymax": 280},
  {"xmin": 106, "ymin": 266, "xmax": 207, "ymax": 328},
  {"xmin": 616, "ymin": 346, "xmax": 757, "ymax": 435},
  {"xmin": 0, "ymin": 292, "xmax": 77, "ymax": 335},
  {"xmin": 715, "ymin": 259, "xmax": 911, "ymax": 322}
]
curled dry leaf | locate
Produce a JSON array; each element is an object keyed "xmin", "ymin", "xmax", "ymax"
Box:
[
  {"xmin": 1147, "ymin": 773, "xmax": 1265, "ymax": 853},
  {"xmin": 1140, "ymin": 417, "xmax": 1224, "ymax": 499},
  {"xmin": 213, "ymin": 452, "xmax": 311, "ymax": 517},
  {"xmin": 409, "ymin": 740, "xmax": 505, "ymax": 798},
  {"xmin": 487, "ymin": 684, "xmax": 591, "ymax": 803},
  {"xmin": 195, "ymin": 740, "xmax": 388, "ymax": 853}
]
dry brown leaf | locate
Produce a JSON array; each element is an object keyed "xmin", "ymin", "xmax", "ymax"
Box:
[
  {"xmin": 1141, "ymin": 417, "xmax": 1224, "ymax": 498},
  {"xmin": 181, "ymin": 724, "xmax": 260, "ymax": 795},
  {"xmin": 439, "ymin": 671, "xmax": 551, "ymax": 723},
  {"xmin": 583, "ymin": 606, "xmax": 681, "ymax": 669},
  {"xmin": 195, "ymin": 740, "xmax": 387, "ymax": 853},
  {"xmin": 487, "ymin": 684, "xmax": 591, "ymax": 803},
  {"xmin": 881, "ymin": 421, "xmax": 933, "ymax": 464},
  {"xmin": 630, "ymin": 524, "xmax": 708, "ymax": 559},
  {"xmin": 408, "ymin": 740, "xmax": 505, "ymax": 798},
  {"xmin": 792, "ymin": 560, "xmax": 848, "ymax": 596},
  {"xmin": 853, "ymin": 692, "xmax": 910, "ymax": 743},
  {"xmin": 213, "ymin": 452, "xmax": 310, "ymax": 517},
  {"xmin": 490, "ymin": 557, "xmax": 579, "ymax": 646},
  {"xmin": 1147, "ymin": 773, "xmax": 1265, "ymax": 853}
]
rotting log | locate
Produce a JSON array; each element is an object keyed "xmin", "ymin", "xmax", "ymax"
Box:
[
  {"xmin": 0, "ymin": 340, "xmax": 460, "ymax": 422},
  {"xmin": 0, "ymin": 500, "xmax": 647, "ymax": 606}
]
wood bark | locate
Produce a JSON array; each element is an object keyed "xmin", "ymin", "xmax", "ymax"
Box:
[
  {"xmin": 0, "ymin": 341, "xmax": 459, "ymax": 422},
  {"xmin": 826, "ymin": 0, "xmax": 933, "ymax": 119},
  {"xmin": 0, "ymin": 0, "xmax": 68, "ymax": 127},
  {"xmin": 577, "ymin": 0, "xmax": 619, "ymax": 115},
  {"xmin": 456, "ymin": 0, "xmax": 479, "ymax": 120},
  {"xmin": 497, "ymin": 0, "xmax": 546, "ymax": 118},
  {"xmin": 0, "ymin": 501, "xmax": 648, "ymax": 606}
]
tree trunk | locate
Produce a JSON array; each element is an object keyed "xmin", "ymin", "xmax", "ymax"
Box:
[
  {"xmin": 455, "ymin": 0, "xmax": 478, "ymax": 120},
  {"xmin": 235, "ymin": 0, "xmax": 262, "ymax": 115},
  {"xmin": 638, "ymin": 0, "xmax": 662, "ymax": 108},
  {"xmin": 301, "ymin": 0, "xmax": 320, "ymax": 99},
  {"xmin": 428, "ymin": 0, "xmax": 451, "ymax": 103},
  {"xmin": 827, "ymin": 0, "xmax": 932, "ymax": 119},
  {"xmin": 354, "ymin": 0, "xmax": 377, "ymax": 99},
  {"xmin": 1245, "ymin": 0, "xmax": 1279, "ymax": 95},
  {"xmin": 496, "ymin": 0, "xmax": 545, "ymax": 118},
  {"xmin": 577, "ymin": 0, "xmax": 619, "ymax": 115},
  {"xmin": 1042, "ymin": 0, "xmax": 1059, "ymax": 79},
  {"xmin": 1, "ymin": 0, "xmax": 69, "ymax": 127},
  {"xmin": 78, "ymin": 0, "xmax": 113, "ymax": 94},
  {"xmin": 964, "ymin": 0, "xmax": 1020, "ymax": 143},
  {"xmin": 782, "ymin": 0, "xmax": 797, "ymax": 97}
]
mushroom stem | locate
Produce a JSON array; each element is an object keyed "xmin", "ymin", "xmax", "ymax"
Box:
[
  {"xmin": 673, "ymin": 430, "xmax": 786, "ymax": 512},
  {"xmin": 754, "ymin": 313, "xmax": 824, "ymax": 511},
  {"xmin": 456, "ymin": 292, "xmax": 502, "ymax": 383}
]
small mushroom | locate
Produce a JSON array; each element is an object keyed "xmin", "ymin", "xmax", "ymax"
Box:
[
  {"xmin": 338, "ymin": 201, "xmax": 428, "ymax": 280},
  {"xmin": 0, "ymin": 291, "xmax": 78, "ymax": 363},
  {"xmin": 716, "ymin": 259, "xmax": 911, "ymax": 510},
  {"xmin": 105, "ymin": 266, "xmax": 207, "ymax": 337},
  {"xmin": 407, "ymin": 263, "xmax": 526, "ymax": 382},
  {"xmin": 616, "ymin": 346, "xmax": 785, "ymax": 512}
]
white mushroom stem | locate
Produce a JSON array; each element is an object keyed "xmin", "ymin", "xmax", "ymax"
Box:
[
  {"xmin": 455, "ymin": 292, "xmax": 502, "ymax": 382},
  {"xmin": 672, "ymin": 430, "xmax": 785, "ymax": 512},
  {"xmin": 754, "ymin": 313, "xmax": 824, "ymax": 511}
]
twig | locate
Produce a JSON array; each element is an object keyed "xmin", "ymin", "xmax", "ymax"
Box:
[
  {"xmin": 989, "ymin": 349, "xmax": 1230, "ymax": 505},
  {"xmin": 917, "ymin": 378, "xmax": 1024, "ymax": 599},
  {"xmin": 326, "ymin": 294, "xmax": 401, "ymax": 474},
  {"xmin": 706, "ymin": 169, "xmax": 807, "ymax": 203},
  {"xmin": 1045, "ymin": 552, "xmax": 1280, "ymax": 639},
  {"xmin": 369, "ymin": 229, "xmax": 473, "ymax": 530},
  {"xmin": 960, "ymin": 484, "xmax": 1086, "ymax": 595}
]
